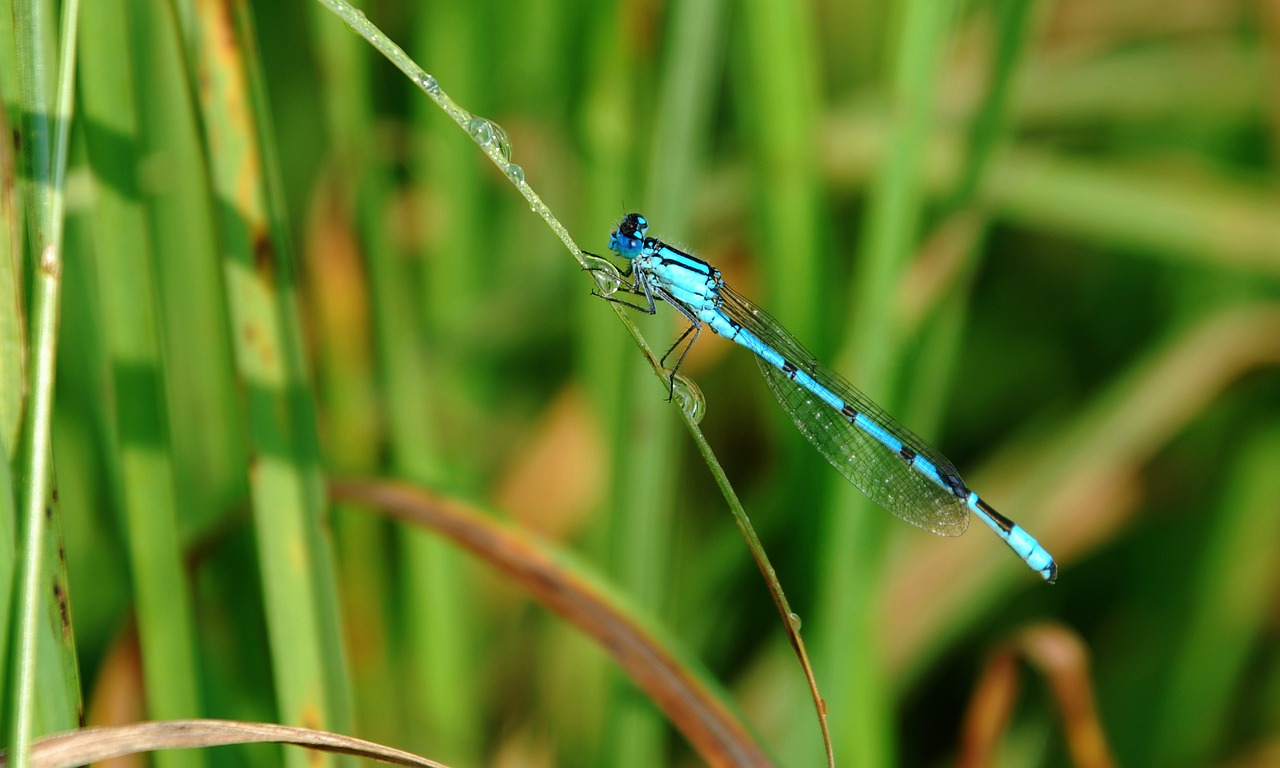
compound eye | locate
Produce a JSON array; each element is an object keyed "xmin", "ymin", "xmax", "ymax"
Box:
[{"xmin": 622, "ymin": 213, "xmax": 648, "ymax": 239}]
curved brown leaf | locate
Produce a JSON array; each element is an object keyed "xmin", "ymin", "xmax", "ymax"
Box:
[
  {"xmin": 959, "ymin": 623, "xmax": 1116, "ymax": 768},
  {"xmin": 4, "ymin": 720, "xmax": 447, "ymax": 768},
  {"xmin": 331, "ymin": 478, "xmax": 775, "ymax": 768}
]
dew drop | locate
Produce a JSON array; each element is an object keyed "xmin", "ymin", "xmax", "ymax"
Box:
[
  {"xmin": 503, "ymin": 162, "xmax": 525, "ymax": 184},
  {"xmin": 466, "ymin": 116, "xmax": 512, "ymax": 161},
  {"xmin": 670, "ymin": 373, "xmax": 706, "ymax": 424},
  {"xmin": 583, "ymin": 255, "xmax": 622, "ymax": 296},
  {"xmin": 467, "ymin": 117, "xmax": 493, "ymax": 144},
  {"xmin": 417, "ymin": 73, "xmax": 440, "ymax": 95},
  {"xmin": 788, "ymin": 612, "xmax": 802, "ymax": 631}
]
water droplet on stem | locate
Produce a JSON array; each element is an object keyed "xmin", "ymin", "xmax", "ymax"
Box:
[
  {"xmin": 583, "ymin": 256, "xmax": 622, "ymax": 296},
  {"xmin": 670, "ymin": 373, "xmax": 706, "ymax": 424}
]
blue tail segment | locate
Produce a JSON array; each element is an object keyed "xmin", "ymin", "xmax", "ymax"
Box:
[
  {"xmin": 968, "ymin": 494, "xmax": 1057, "ymax": 583},
  {"xmin": 594, "ymin": 213, "xmax": 1058, "ymax": 582}
]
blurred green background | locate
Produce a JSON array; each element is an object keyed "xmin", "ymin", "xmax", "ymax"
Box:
[{"xmin": 3, "ymin": 0, "xmax": 1279, "ymax": 766}]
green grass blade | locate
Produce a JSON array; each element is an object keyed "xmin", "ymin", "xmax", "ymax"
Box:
[
  {"xmin": 133, "ymin": 0, "xmax": 245, "ymax": 536},
  {"xmin": 600, "ymin": 3, "xmax": 730, "ymax": 764},
  {"xmin": 811, "ymin": 2, "xmax": 955, "ymax": 766},
  {"xmin": 0, "ymin": 84, "xmax": 21, "ymax": 455},
  {"xmin": 75, "ymin": 5, "xmax": 204, "ymax": 768},
  {"xmin": 823, "ymin": 118, "xmax": 1280, "ymax": 278},
  {"xmin": 0, "ymin": 0, "xmax": 22, "ymax": 717},
  {"xmin": 0, "ymin": 433, "xmax": 14, "ymax": 730},
  {"xmin": 736, "ymin": 0, "xmax": 824, "ymax": 341},
  {"xmin": 1148, "ymin": 426, "xmax": 1280, "ymax": 764},
  {"xmin": 907, "ymin": 0, "xmax": 1039, "ymax": 440},
  {"xmin": 188, "ymin": 4, "xmax": 353, "ymax": 764},
  {"xmin": 574, "ymin": 8, "xmax": 647, "ymax": 763}
]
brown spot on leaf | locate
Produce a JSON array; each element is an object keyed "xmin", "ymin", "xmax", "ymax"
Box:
[
  {"xmin": 252, "ymin": 229, "xmax": 276, "ymax": 287},
  {"xmin": 54, "ymin": 581, "xmax": 71, "ymax": 638}
]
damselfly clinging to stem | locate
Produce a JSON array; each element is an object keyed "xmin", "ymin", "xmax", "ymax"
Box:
[{"xmin": 588, "ymin": 213, "xmax": 1057, "ymax": 582}]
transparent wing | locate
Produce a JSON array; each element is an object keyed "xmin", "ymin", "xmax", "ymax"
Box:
[{"xmin": 718, "ymin": 285, "xmax": 970, "ymax": 537}]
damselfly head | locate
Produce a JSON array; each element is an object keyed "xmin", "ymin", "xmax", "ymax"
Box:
[{"xmin": 608, "ymin": 212, "xmax": 649, "ymax": 259}]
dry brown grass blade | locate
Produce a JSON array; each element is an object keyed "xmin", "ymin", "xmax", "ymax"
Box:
[
  {"xmin": 2, "ymin": 720, "xmax": 446, "ymax": 768},
  {"xmin": 959, "ymin": 623, "xmax": 1116, "ymax": 768},
  {"xmin": 331, "ymin": 479, "xmax": 774, "ymax": 768}
]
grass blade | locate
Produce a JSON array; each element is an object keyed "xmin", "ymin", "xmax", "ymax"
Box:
[
  {"xmin": 188, "ymin": 3, "xmax": 353, "ymax": 762},
  {"xmin": 9, "ymin": 0, "xmax": 83, "ymax": 765},
  {"xmin": 76, "ymin": 6, "xmax": 204, "ymax": 768}
]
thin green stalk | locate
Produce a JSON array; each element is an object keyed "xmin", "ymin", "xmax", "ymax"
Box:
[
  {"xmin": 10, "ymin": 1, "xmax": 81, "ymax": 766},
  {"xmin": 313, "ymin": 0, "xmax": 594, "ymax": 267},
  {"xmin": 314, "ymin": 2, "xmax": 833, "ymax": 762},
  {"xmin": 680, "ymin": 418, "xmax": 835, "ymax": 768}
]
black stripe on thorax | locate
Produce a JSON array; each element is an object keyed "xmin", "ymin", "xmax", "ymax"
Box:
[{"xmin": 650, "ymin": 238, "xmax": 715, "ymax": 276}]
